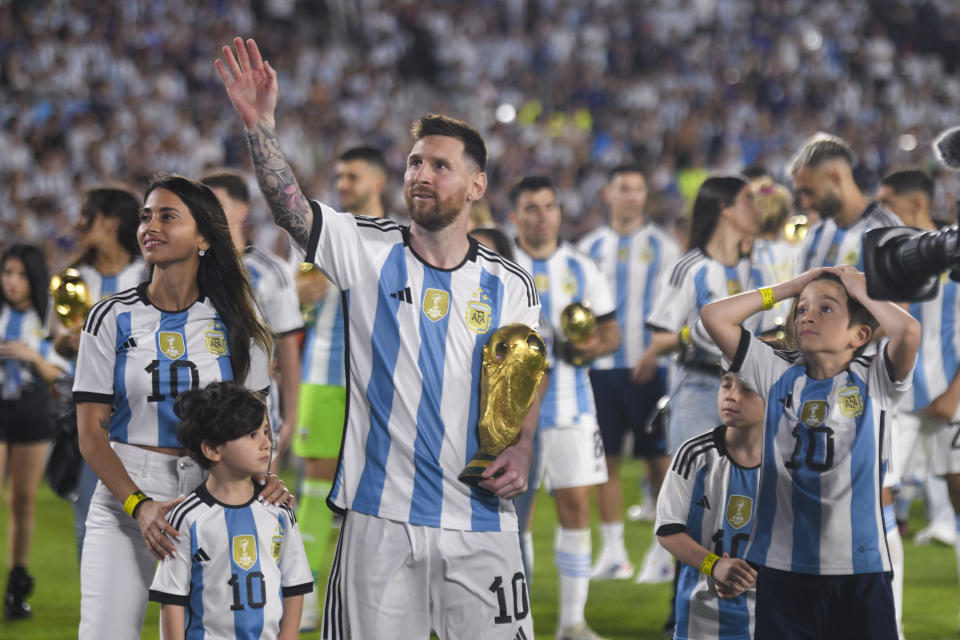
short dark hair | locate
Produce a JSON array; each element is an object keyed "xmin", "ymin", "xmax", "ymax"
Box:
[
  {"xmin": 201, "ymin": 170, "xmax": 250, "ymax": 205},
  {"xmin": 175, "ymin": 381, "xmax": 267, "ymax": 470},
  {"xmin": 608, "ymin": 164, "xmax": 645, "ymax": 182},
  {"xmin": 880, "ymin": 169, "xmax": 935, "ymax": 203},
  {"xmin": 79, "ymin": 187, "xmax": 142, "ymax": 259},
  {"xmin": 338, "ymin": 146, "xmax": 388, "ymax": 174},
  {"xmin": 411, "ymin": 114, "xmax": 487, "ymax": 171},
  {"xmin": 742, "ymin": 164, "xmax": 771, "ymax": 180},
  {"xmin": 794, "ymin": 272, "xmax": 879, "ymax": 357},
  {"xmin": 508, "ymin": 175, "xmax": 556, "ymax": 207},
  {"xmin": 790, "ymin": 133, "xmax": 855, "ymax": 174},
  {"xmin": 469, "ymin": 227, "xmax": 515, "ymax": 260}
]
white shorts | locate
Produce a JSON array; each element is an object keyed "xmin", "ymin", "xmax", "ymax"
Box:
[
  {"xmin": 537, "ymin": 421, "xmax": 608, "ymax": 491},
  {"xmin": 323, "ymin": 511, "xmax": 534, "ymax": 639},
  {"xmin": 927, "ymin": 417, "xmax": 960, "ymax": 477},
  {"xmin": 892, "ymin": 410, "xmax": 960, "ymax": 479}
]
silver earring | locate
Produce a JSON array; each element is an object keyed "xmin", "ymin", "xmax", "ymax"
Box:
[{"xmin": 198, "ymin": 248, "xmax": 206, "ymax": 257}]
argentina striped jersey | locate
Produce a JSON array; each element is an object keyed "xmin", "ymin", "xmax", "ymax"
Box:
[
  {"xmin": 305, "ymin": 201, "xmax": 540, "ymax": 532},
  {"xmin": 0, "ymin": 305, "xmax": 70, "ymax": 394},
  {"xmin": 301, "ymin": 283, "xmax": 346, "ymax": 387},
  {"xmin": 513, "ymin": 241, "xmax": 615, "ymax": 428},
  {"xmin": 904, "ymin": 273, "xmax": 960, "ymax": 416},
  {"xmin": 750, "ymin": 238, "xmax": 802, "ymax": 334},
  {"xmin": 243, "ymin": 244, "xmax": 303, "ymax": 337},
  {"xmin": 578, "ymin": 223, "xmax": 680, "ymax": 369},
  {"xmin": 727, "ymin": 330, "xmax": 911, "ymax": 574},
  {"xmin": 73, "ymin": 283, "xmax": 271, "ymax": 447},
  {"xmin": 656, "ymin": 426, "xmax": 759, "ymax": 640},
  {"xmin": 149, "ymin": 482, "xmax": 313, "ymax": 639},
  {"xmin": 801, "ymin": 203, "xmax": 902, "ymax": 271},
  {"xmin": 75, "ymin": 258, "xmax": 147, "ymax": 302}
]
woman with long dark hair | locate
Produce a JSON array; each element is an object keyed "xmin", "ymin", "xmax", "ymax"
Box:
[
  {"xmin": 633, "ymin": 175, "xmax": 761, "ymax": 595},
  {"xmin": 73, "ymin": 174, "xmax": 286, "ymax": 639},
  {"xmin": 0, "ymin": 244, "xmax": 70, "ymax": 619}
]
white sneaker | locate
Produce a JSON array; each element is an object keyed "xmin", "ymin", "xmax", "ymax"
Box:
[
  {"xmin": 557, "ymin": 621, "xmax": 607, "ymax": 640},
  {"xmin": 300, "ymin": 586, "xmax": 319, "ymax": 632},
  {"xmin": 634, "ymin": 540, "xmax": 675, "ymax": 584},
  {"xmin": 589, "ymin": 552, "xmax": 634, "ymax": 580},
  {"xmin": 626, "ymin": 502, "xmax": 656, "ymax": 522},
  {"xmin": 913, "ymin": 519, "xmax": 955, "ymax": 546}
]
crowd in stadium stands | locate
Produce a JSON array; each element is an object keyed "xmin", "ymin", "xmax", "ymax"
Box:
[{"xmin": 3, "ymin": 0, "xmax": 960, "ymax": 264}]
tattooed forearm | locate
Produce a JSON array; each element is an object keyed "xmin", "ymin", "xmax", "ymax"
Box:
[{"xmin": 246, "ymin": 123, "xmax": 312, "ymax": 248}]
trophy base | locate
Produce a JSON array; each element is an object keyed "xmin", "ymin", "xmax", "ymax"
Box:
[{"xmin": 459, "ymin": 453, "xmax": 504, "ymax": 487}]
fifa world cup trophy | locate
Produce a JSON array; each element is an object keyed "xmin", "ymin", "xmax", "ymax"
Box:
[
  {"xmin": 49, "ymin": 268, "xmax": 93, "ymax": 329},
  {"xmin": 555, "ymin": 301, "xmax": 597, "ymax": 367}
]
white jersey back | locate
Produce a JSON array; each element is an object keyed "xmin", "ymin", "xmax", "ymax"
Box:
[
  {"xmin": 73, "ymin": 284, "xmax": 270, "ymax": 448},
  {"xmin": 750, "ymin": 238, "xmax": 801, "ymax": 334},
  {"xmin": 656, "ymin": 426, "xmax": 758, "ymax": 640},
  {"xmin": 905, "ymin": 273, "xmax": 960, "ymax": 416},
  {"xmin": 801, "ymin": 203, "xmax": 902, "ymax": 271},
  {"xmin": 75, "ymin": 258, "xmax": 147, "ymax": 302},
  {"xmin": 578, "ymin": 223, "xmax": 680, "ymax": 369},
  {"xmin": 243, "ymin": 244, "xmax": 303, "ymax": 336},
  {"xmin": 301, "ymin": 285, "xmax": 346, "ymax": 387},
  {"xmin": 512, "ymin": 241, "xmax": 614, "ymax": 428},
  {"xmin": 727, "ymin": 331, "xmax": 911, "ymax": 574},
  {"xmin": 0, "ymin": 305, "xmax": 70, "ymax": 392},
  {"xmin": 306, "ymin": 202, "xmax": 540, "ymax": 532},
  {"xmin": 648, "ymin": 249, "xmax": 757, "ymax": 367},
  {"xmin": 150, "ymin": 483, "xmax": 313, "ymax": 640}
]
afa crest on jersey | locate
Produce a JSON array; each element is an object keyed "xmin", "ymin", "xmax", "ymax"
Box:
[
  {"xmin": 838, "ymin": 386, "xmax": 864, "ymax": 418},
  {"xmin": 159, "ymin": 332, "xmax": 185, "ymax": 360},
  {"xmin": 726, "ymin": 280, "xmax": 742, "ymax": 296},
  {"xmin": 726, "ymin": 495, "xmax": 753, "ymax": 529},
  {"xmin": 800, "ymin": 400, "xmax": 828, "ymax": 426},
  {"xmin": 270, "ymin": 521, "xmax": 285, "ymax": 562},
  {"xmin": 561, "ymin": 269, "xmax": 578, "ymax": 296},
  {"xmin": 534, "ymin": 274, "xmax": 549, "ymax": 294},
  {"xmin": 465, "ymin": 288, "xmax": 492, "ymax": 334},
  {"xmin": 204, "ymin": 321, "xmax": 229, "ymax": 356},
  {"xmin": 233, "ymin": 535, "xmax": 257, "ymax": 570},
  {"xmin": 423, "ymin": 288, "xmax": 449, "ymax": 322}
]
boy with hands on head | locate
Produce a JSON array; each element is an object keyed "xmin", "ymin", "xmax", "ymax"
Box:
[
  {"xmin": 700, "ymin": 265, "xmax": 920, "ymax": 640},
  {"xmin": 149, "ymin": 382, "xmax": 312, "ymax": 640}
]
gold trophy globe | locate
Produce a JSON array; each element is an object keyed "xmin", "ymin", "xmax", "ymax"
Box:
[
  {"xmin": 49, "ymin": 268, "xmax": 93, "ymax": 328},
  {"xmin": 459, "ymin": 324, "xmax": 548, "ymax": 487},
  {"xmin": 557, "ymin": 301, "xmax": 597, "ymax": 366}
]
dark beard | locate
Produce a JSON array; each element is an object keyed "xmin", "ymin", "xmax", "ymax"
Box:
[
  {"xmin": 815, "ymin": 193, "xmax": 843, "ymax": 219},
  {"xmin": 405, "ymin": 191, "xmax": 463, "ymax": 232}
]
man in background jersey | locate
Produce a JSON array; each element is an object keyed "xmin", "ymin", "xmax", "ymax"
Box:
[
  {"xmin": 578, "ymin": 166, "xmax": 680, "ymax": 582},
  {"xmin": 290, "ymin": 146, "xmax": 391, "ymax": 630},
  {"xmin": 511, "ymin": 175, "xmax": 620, "ymax": 640},
  {"xmin": 790, "ymin": 134, "xmax": 907, "ymax": 637},
  {"xmin": 218, "ymin": 37, "xmax": 541, "ymax": 639},
  {"xmin": 202, "ymin": 170, "xmax": 303, "ymax": 460}
]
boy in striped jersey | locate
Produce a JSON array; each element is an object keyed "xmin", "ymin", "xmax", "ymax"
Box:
[
  {"xmin": 702, "ymin": 265, "xmax": 921, "ymax": 639},
  {"xmin": 150, "ymin": 381, "xmax": 312, "ymax": 640},
  {"xmin": 657, "ymin": 372, "xmax": 762, "ymax": 640},
  {"xmin": 219, "ymin": 38, "xmax": 540, "ymax": 639}
]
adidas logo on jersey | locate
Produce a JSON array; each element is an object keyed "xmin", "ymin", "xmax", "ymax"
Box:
[
  {"xmin": 192, "ymin": 547, "xmax": 210, "ymax": 563},
  {"xmin": 389, "ymin": 287, "xmax": 412, "ymax": 303},
  {"xmin": 696, "ymin": 495, "xmax": 711, "ymax": 510},
  {"xmin": 514, "ymin": 629, "xmax": 529, "ymax": 640},
  {"xmin": 117, "ymin": 336, "xmax": 137, "ymax": 352}
]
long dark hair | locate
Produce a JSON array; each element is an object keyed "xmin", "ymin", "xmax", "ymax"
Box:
[
  {"xmin": 143, "ymin": 174, "xmax": 271, "ymax": 383},
  {"xmin": 688, "ymin": 176, "xmax": 748, "ymax": 252},
  {"xmin": 1, "ymin": 244, "xmax": 49, "ymax": 319},
  {"xmin": 76, "ymin": 187, "xmax": 142, "ymax": 266}
]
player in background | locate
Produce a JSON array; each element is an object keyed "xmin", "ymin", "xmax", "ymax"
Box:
[
  {"xmin": 51, "ymin": 187, "xmax": 147, "ymax": 562},
  {"xmin": 790, "ymin": 134, "xmax": 907, "ymax": 635},
  {"xmin": 702, "ymin": 266, "xmax": 920, "ymax": 639},
  {"xmin": 0, "ymin": 244, "xmax": 70, "ymax": 619},
  {"xmin": 73, "ymin": 174, "xmax": 288, "ymax": 639},
  {"xmin": 150, "ymin": 381, "xmax": 312, "ymax": 640},
  {"xmin": 577, "ymin": 165, "xmax": 680, "ymax": 582},
  {"xmin": 876, "ymin": 169, "xmax": 960, "ymax": 632},
  {"xmin": 656, "ymin": 372, "xmax": 762, "ymax": 640},
  {"xmin": 290, "ymin": 145, "xmax": 391, "ymax": 630},
  {"xmin": 218, "ymin": 38, "xmax": 541, "ymax": 639},
  {"xmin": 510, "ymin": 175, "xmax": 620, "ymax": 640},
  {"xmin": 201, "ymin": 170, "xmax": 303, "ymax": 459}
]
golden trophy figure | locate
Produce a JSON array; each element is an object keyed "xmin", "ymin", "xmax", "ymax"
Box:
[
  {"xmin": 555, "ymin": 301, "xmax": 597, "ymax": 367},
  {"xmin": 49, "ymin": 268, "xmax": 93, "ymax": 329},
  {"xmin": 459, "ymin": 324, "xmax": 548, "ymax": 487}
]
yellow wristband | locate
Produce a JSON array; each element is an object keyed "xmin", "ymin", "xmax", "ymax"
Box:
[
  {"xmin": 679, "ymin": 325, "xmax": 691, "ymax": 346},
  {"xmin": 123, "ymin": 490, "xmax": 150, "ymax": 518},
  {"xmin": 700, "ymin": 552, "xmax": 721, "ymax": 576},
  {"xmin": 758, "ymin": 287, "xmax": 776, "ymax": 311}
]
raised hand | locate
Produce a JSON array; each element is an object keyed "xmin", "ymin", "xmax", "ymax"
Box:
[{"xmin": 215, "ymin": 37, "xmax": 278, "ymax": 128}]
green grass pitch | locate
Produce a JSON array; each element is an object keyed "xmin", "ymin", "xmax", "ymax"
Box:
[{"xmin": 0, "ymin": 459, "xmax": 956, "ymax": 639}]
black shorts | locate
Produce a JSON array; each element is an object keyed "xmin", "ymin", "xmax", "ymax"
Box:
[
  {"xmin": 0, "ymin": 385, "xmax": 55, "ymax": 444},
  {"xmin": 754, "ymin": 566, "xmax": 897, "ymax": 640},
  {"xmin": 589, "ymin": 367, "xmax": 668, "ymax": 458}
]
